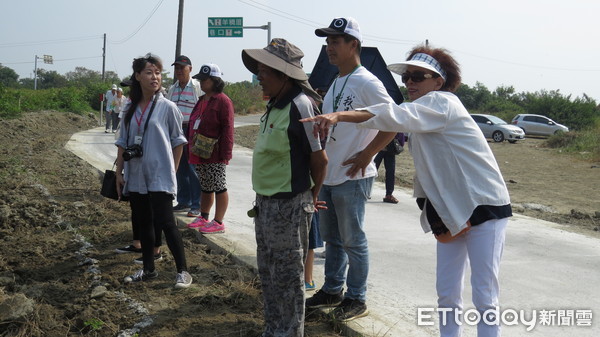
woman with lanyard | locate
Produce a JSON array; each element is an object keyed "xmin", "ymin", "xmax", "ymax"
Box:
[
  {"xmin": 186, "ymin": 63, "xmax": 234, "ymax": 234},
  {"xmin": 303, "ymin": 45, "xmax": 511, "ymax": 337},
  {"xmin": 115, "ymin": 53, "xmax": 192, "ymax": 288}
]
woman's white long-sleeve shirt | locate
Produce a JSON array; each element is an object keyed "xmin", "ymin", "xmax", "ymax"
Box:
[{"xmin": 358, "ymin": 91, "xmax": 510, "ymax": 235}]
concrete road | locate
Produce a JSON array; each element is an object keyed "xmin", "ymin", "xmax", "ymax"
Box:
[{"xmin": 66, "ymin": 115, "xmax": 600, "ymax": 337}]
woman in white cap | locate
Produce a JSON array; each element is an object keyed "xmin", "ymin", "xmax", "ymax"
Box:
[
  {"xmin": 241, "ymin": 38, "xmax": 328, "ymax": 337},
  {"xmin": 302, "ymin": 45, "xmax": 511, "ymax": 337},
  {"xmin": 186, "ymin": 64, "xmax": 234, "ymax": 234}
]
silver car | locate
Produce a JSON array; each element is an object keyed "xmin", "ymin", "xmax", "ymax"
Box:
[
  {"xmin": 471, "ymin": 114, "xmax": 525, "ymax": 143},
  {"xmin": 511, "ymin": 114, "xmax": 569, "ymax": 136}
]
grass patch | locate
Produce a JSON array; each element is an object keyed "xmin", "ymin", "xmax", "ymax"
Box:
[{"xmin": 545, "ymin": 126, "xmax": 600, "ymax": 161}]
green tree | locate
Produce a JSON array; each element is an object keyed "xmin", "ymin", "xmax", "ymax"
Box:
[
  {"xmin": 65, "ymin": 67, "xmax": 102, "ymax": 85},
  {"xmin": 36, "ymin": 69, "xmax": 68, "ymax": 89},
  {"xmin": 104, "ymin": 71, "xmax": 121, "ymax": 87},
  {"xmin": 18, "ymin": 78, "xmax": 35, "ymax": 89},
  {"xmin": 161, "ymin": 71, "xmax": 173, "ymax": 90},
  {"xmin": 0, "ymin": 65, "xmax": 19, "ymax": 88},
  {"xmin": 455, "ymin": 82, "xmax": 492, "ymax": 110},
  {"xmin": 223, "ymin": 81, "xmax": 264, "ymax": 114}
]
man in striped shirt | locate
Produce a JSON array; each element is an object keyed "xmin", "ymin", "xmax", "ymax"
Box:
[{"xmin": 167, "ymin": 55, "xmax": 203, "ymax": 217}]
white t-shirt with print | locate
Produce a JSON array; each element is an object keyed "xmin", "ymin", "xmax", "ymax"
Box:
[{"xmin": 322, "ymin": 66, "xmax": 395, "ymax": 186}]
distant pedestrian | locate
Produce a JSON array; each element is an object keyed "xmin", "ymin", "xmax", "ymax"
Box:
[
  {"xmin": 115, "ymin": 53, "xmax": 192, "ymax": 288},
  {"xmin": 303, "ymin": 45, "xmax": 512, "ymax": 337},
  {"xmin": 104, "ymin": 84, "xmax": 118, "ymax": 133},
  {"xmin": 166, "ymin": 55, "xmax": 203, "ymax": 217},
  {"xmin": 242, "ymin": 38, "xmax": 328, "ymax": 337},
  {"xmin": 374, "ymin": 132, "xmax": 404, "ymax": 204},
  {"xmin": 113, "ymin": 87, "xmax": 127, "ymax": 127},
  {"xmin": 304, "ymin": 212, "xmax": 323, "ymax": 291},
  {"xmin": 186, "ymin": 64, "xmax": 234, "ymax": 234}
]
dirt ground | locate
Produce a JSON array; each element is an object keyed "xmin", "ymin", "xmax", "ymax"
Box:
[
  {"xmin": 0, "ymin": 112, "xmax": 340, "ymax": 337},
  {"xmin": 0, "ymin": 112, "xmax": 598, "ymax": 337}
]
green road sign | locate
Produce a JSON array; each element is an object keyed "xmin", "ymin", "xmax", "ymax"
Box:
[{"xmin": 208, "ymin": 17, "xmax": 243, "ymax": 38}]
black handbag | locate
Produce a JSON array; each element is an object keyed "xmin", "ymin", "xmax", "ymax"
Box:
[{"xmin": 100, "ymin": 162, "xmax": 128, "ymax": 201}]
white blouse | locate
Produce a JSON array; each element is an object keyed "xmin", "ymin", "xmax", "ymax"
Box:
[{"xmin": 358, "ymin": 91, "xmax": 510, "ymax": 235}]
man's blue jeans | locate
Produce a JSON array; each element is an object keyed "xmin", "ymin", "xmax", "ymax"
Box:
[
  {"xmin": 318, "ymin": 177, "xmax": 373, "ymax": 302},
  {"xmin": 176, "ymin": 148, "xmax": 201, "ymax": 209}
]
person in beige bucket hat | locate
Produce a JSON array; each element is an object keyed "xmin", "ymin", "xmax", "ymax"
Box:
[
  {"xmin": 242, "ymin": 38, "xmax": 322, "ymax": 104},
  {"xmin": 242, "ymin": 38, "xmax": 328, "ymax": 337}
]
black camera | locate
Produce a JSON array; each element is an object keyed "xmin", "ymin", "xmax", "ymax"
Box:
[{"xmin": 122, "ymin": 144, "xmax": 143, "ymax": 161}]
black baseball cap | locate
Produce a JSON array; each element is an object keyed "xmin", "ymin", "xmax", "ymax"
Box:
[{"xmin": 172, "ymin": 55, "xmax": 192, "ymax": 66}]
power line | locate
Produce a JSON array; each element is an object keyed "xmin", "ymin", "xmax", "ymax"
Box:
[
  {"xmin": 1, "ymin": 56, "xmax": 101, "ymax": 65},
  {"xmin": 239, "ymin": 0, "xmax": 600, "ymax": 72},
  {"xmin": 109, "ymin": 0, "xmax": 166, "ymax": 45},
  {"xmin": 0, "ymin": 35, "xmax": 102, "ymax": 48},
  {"xmin": 237, "ymin": 0, "xmax": 419, "ymax": 45},
  {"xmin": 239, "ymin": 0, "xmax": 322, "ymax": 27}
]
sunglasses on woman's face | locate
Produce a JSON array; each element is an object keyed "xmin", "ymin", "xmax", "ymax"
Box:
[{"xmin": 401, "ymin": 71, "xmax": 438, "ymax": 83}]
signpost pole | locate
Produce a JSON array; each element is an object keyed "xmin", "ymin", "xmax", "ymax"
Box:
[{"xmin": 208, "ymin": 17, "xmax": 271, "ymax": 44}]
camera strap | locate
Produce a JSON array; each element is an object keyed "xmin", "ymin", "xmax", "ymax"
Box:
[{"xmin": 126, "ymin": 94, "xmax": 159, "ymax": 147}]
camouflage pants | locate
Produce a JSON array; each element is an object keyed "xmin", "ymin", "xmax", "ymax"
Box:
[{"xmin": 255, "ymin": 190, "xmax": 313, "ymax": 337}]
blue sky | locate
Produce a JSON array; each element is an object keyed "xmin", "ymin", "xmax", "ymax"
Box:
[{"xmin": 1, "ymin": 0, "xmax": 599, "ymax": 101}]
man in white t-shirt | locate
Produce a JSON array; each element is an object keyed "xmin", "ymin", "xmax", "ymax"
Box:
[
  {"xmin": 166, "ymin": 55, "xmax": 203, "ymax": 216},
  {"xmin": 305, "ymin": 17, "xmax": 396, "ymax": 322}
]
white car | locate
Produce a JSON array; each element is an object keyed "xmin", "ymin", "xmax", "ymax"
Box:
[
  {"xmin": 511, "ymin": 114, "xmax": 569, "ymax": 136},
  {"xmin": 471, "ymin": 114, "xmax": 525, "ymax": 143}
]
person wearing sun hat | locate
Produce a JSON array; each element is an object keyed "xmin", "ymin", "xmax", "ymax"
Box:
[
  {"xmin": 185, "ymin": 63, "xmax": 234, "ymax": 235},
  {"xmin": 302, "ymin": 45, "xmax": 512, "ymax": 337},
  {"xmin": 104, "ymin": 84, "xmax": 118, "ymax": 133},
  {"xmin": 241, "ymin": 38, "xmax": 328, "ymax": 337},
  {"xmin": 304, "ymin": 17, "xmax": 397, "ymax": 323}
]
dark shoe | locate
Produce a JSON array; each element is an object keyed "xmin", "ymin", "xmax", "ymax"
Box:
[
  {"xmin": 383, "ymin": 195, "xmax": 399, "ymax": 204},
  {"xmin": 115, "ymin": 245, "xmax": 142, "ymax": 254},
  {"xmin": 173, "ymin": 203, "xmax": 190, "ymax": 211},
  {"xmin": 187, "ymin": 209, "xmax": 201, "ymax": 217},
  {"xmin": 134, "ymin": 253, "xmax": 163, "ymax": 265},
  {"xmin": 124, "ymin": 269, "xmax": 158, "ymax": 283},
  {"xmin": 305, "ymin": 289, "xmax": 343, "ymax": 309},
  {"xmin": 331, "ymin": 298, "xmax": 369, "ymax": 322}
]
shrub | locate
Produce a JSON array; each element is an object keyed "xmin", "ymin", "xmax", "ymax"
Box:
[
  {"xmin": 224, "ymin": 81, "xmax": 265, "ymax": 114},
  {"xmin": 0, "ymin": 85, "xmax": 94, "ymax": 117},
  {"xmin": 545, "ymin": 123, "xmax": 600, "ymax": 161}
]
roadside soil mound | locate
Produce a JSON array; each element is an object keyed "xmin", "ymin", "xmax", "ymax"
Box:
[{"xmin": 0, "ymin": 112, "xmax": 339, "ymax": 337}]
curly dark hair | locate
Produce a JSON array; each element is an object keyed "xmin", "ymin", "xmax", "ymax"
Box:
[{"xmin": 406, "ymin": 45, "xmax": 461, "ymax": 92}]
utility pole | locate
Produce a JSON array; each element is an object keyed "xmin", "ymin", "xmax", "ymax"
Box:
[
  {"xmin": 102, "ymin": 33, "xmax": 106, "ymax": 81},
  {"xmin": 175, "ymin": 0, "xmax": 184, "ymax": 59},
  {"xmin": 267, "ymin": 22, "xmax": 271, "ymax": 44},
  {"xmin": 242, "ymin": 21, "xmax": 271, "ymax": 45},
  {"xmin": 34, "ymin": 55, "xmax": 38, "ymax": 90},
  {"xmin": 33, "ymin": 54, "xmax": 53, "ymax": 90}
]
